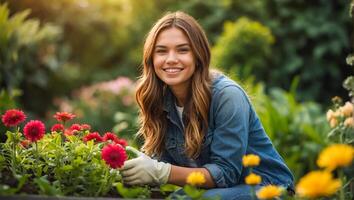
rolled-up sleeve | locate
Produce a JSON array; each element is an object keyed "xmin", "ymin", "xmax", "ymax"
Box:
[{"xmin": 203, "ymin": 85, "xmax": 250, "ymax": 187}]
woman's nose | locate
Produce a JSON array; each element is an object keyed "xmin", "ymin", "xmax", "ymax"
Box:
[{"xmin": 166, "ymin": 52, "xmax": 178, "ymax": 64}]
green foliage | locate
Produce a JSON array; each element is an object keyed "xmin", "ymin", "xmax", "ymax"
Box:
[
  {"xmin": 0, "ymin": 2, "xmax": 68, "ymax": 116},
  {"xmin": 126, "ymin": 146, "xmax": 139, "ymax": 160},
  {"xmin": 261, "ymin": 0, "xmax": 350, "ymax": 102},
  {"xmin": 0, "ymin": 89, "xmax": 21, "ymax": 112},
  {"xmin": 4, "ymin": 0, "xmax": 167, "ymax": 81},
  {"xmin": 115, "ymin": 182, "xmax": 151, "ymax": 199},
  {"xmin": 183, "ymin": 185, "xmax": 206, "ymax": 200},
  {"xmin": 160, "ymin": 184, "xmax": 181, "ymax": 196},
  {"xmin": 212, "ymin": 17, "xmax": 274, "ymax": 80},
  {"xmin": 0, "ymin": 173, "xmax": 28, "ymax": 196},
  {"xmin": 33, "ymin": 176, "xmax": 62, "ymax": 196}
]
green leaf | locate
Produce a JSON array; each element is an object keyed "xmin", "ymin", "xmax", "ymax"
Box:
[
  {"xmin": 60, "ymin": 165, "xmax": 73, "ymax": 171},
  {"xmin": 160, "ymin": 184, "xmax": 181, "ymax": 195},
  {"xmin": 126, "ymin": 148, "xmax": 138, "ymax": 160},
  {"xmin": 34, "ymin": 176, "xmax": 62, "ymax": 196},
  {"xmin": 183, "ymin": 185, "xmax": 205, "ymax": 199},
  {"xmin": 0, "ymin": 184, "xmax": 17, "ymax": 195},
  {"xmin": 115, "ymin": 182, "xmax": 151, "ymax": 198},
  {"xmin": 14, "ymin": 174, "xmax": 29, "ymax": 191}
]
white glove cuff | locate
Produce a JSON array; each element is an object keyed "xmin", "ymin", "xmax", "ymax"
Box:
[{"xmin": 158, "ymin": 162, "xmax": 172, "ymax": 184}]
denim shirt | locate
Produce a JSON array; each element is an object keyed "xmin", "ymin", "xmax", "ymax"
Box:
[{"xmin": 159, "ymin": 74, "xmax": 294, "ymax": 189}]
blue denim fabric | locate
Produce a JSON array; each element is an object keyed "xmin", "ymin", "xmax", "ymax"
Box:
[{"xmin": 159, "ymin": 74, "xmax": 294, "ymax": 196}]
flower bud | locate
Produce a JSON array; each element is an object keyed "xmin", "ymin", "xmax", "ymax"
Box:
[
  {"xmin": 341, "ymin": 102, "xmax": 353, "ymax": 117},
  {"xmin": 344, "ymin": 117, "xmax": 354, "ymax": 128},
  {"xmin": 329, "ymin": 118, "xmax": 338, "ymax": 128}
]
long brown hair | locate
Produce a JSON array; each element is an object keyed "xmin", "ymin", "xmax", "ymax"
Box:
[{"xmin": 136, "ymin": 11, "xmax": 211, "ymax": 158}]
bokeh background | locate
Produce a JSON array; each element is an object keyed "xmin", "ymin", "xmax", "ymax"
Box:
[{"xmin": 0, "ymin": 0, "xmax": 353, "ymax": 181}]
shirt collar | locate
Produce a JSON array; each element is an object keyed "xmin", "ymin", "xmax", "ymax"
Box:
[{"xmin": 163, "ymin": 87, "xmax": 175, "ymax": 113}]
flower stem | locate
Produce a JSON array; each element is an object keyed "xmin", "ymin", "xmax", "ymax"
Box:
[
  {"xmin": 61, "ymin": 122, "xmax": 66, "ymax": 143},
  {"xmin": 35, "ymin": 141, "xmax": 39, "ymax": 161},
  {"xmin": 96, "ymin": 168, "xmax": 109, "ymax": 196},
  {"xmin": 250, "ymin": 186, "xmax": 255, "ymax": 200},
  {"xmin": 11, "ymin": 127, "xmax": 20, "ymax": 173},
  {"xmin": 339, "ymin": 169, "xmax": 346, "ymax": 200},
  {"xmin": 34, "ymin": 141, "xmax": 41, "ymax": 177}
]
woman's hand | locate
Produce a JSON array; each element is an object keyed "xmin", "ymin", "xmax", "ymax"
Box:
[{"xmin": 121, "ymin": 146, "xmax": 171, "ymax": 186}]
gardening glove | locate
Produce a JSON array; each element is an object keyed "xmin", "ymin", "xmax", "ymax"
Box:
[{"xmin": 121, "ymin": 146, "xmax": 171, "ymax": 186}]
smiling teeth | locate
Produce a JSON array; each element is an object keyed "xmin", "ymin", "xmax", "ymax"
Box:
[{"xmin": 165, "ymin": 68, "xmax": 182, "ymax": 72}]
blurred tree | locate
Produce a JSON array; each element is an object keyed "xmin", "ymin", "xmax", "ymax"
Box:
[
  {"xmin": 0, "ymin": 3, "xmax": 66, "ymax": 117},
  {"xmin": 263, "ymin": 0, "xmax": 351, "ymax": 102},
  {"xmin": 212, "ymin": 17, "xmax": 274, "ymax": 81},
  {"xmin": 3, "ymin": 0, "xmax": 175, "ymax": 82}
]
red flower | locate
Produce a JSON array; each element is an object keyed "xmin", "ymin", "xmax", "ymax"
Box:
[
  {"xmin": 83, "ymin": 132, "xmax": 103, "ymax": 143},
  {"xmin": 115, "ymin": 139, "xmax": 128, "ymax": 147},
  {"xmin": 53, "ymin": 112, "xmax": 76, "ymax": 122},
  {"xmin": 102, "ymin": 132, "xmax": 128, "ymax": 147},
  {"xmin": 69, "ymin": 124, "xmax": 82, "ymax": 133},
  {"xmin": 23, "ymin": 120, "xmax": 45, "ymax": 142},
  {"xmin": 101, "ymin": 144, "xmax": 127, "ymax": 168},
  {"xmin": 103, "ymin": 132, "xmax": 119, "ymax": 142},
  {"xmin": 1, "ymin": 109, "xmax": 26, "ymax": 127},
  {"xmin": 51, "ymin": 124, "xmax": 64, "ymax": 132},
  {"xmin": 81, "ymin": 124, "xmax": 91, "ymax": 130}
]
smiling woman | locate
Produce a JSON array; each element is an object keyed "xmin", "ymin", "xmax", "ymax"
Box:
[{"xmin": 119, "ymin": 11, "xmax": 295, "ymax": 200}]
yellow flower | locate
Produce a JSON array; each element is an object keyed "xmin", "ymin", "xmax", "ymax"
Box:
[
  {"xmin": 317, "ymin": 144, "xmax": 354, "ymax": 171},
  {"xmin": 296, "ymin": 170, "xmax": 341, "ymax": 198},
  {"xmin": 340, "ymin": 102, "xmax": 353, "ymax": 117},
  {"xmin": 245, "ymin": 173, "xmax": 261, "ymax": 185},
  {"xmin": 186, "ymin": 171, "xmax": 206, "ymax": 186},
  {"xmin": 242, "ymin": 154, "xmax": 260, "ymax": 167},
  {"xmin": 256, "ymin": 185, "xmax": 283, "ymax": 200},
  {"xmin": 344, "ymin": 117, "xmax": 354, "ymax": 128}
]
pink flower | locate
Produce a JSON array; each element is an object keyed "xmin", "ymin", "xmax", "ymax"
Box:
[
  {"xmin": 81, "ymin": 123, "xmax": 91, "ymax": 130},
  {"xmin": 23, "ymin": 120, "xmax": 45, "ymax": 142},
  {"xmin": 53, "ymin": 112, "xmax": 76, "ymax": 122},
  {"xmin": 1, "ymin": 109, "xmax": 26, "ymax": 127},
  {"xmin": 83, "ymin": 132, "xmax": 103, "ymax": 143},
  {"xmin": 101, "ymin": 144, "xmax": 127, "ymax": 168},
  {"xmin": 51, "ymin": 124, "xmax": 64, "ymax": 132}
]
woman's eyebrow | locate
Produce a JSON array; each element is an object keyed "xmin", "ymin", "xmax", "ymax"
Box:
[
  {"xmin": 176, "ymin": 43, "xmax": 190, "ymax": 47},
  {"xmin": 155, "ymin": 45, "xmax": 167, "ymax": 49}
]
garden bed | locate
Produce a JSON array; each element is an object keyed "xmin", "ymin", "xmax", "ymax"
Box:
[{"xmin": 0, "ymin": 195, "xmax": 164, "ymax": 200}]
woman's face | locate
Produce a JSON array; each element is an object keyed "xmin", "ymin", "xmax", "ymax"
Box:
[{"xmin": 153, "ymin": 27, "xmax": 196, "ymax": 93}]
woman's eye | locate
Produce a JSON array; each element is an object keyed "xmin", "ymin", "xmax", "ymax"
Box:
[
  {"xmin": 178, "ymin": 48, "xmax": 190, "ymax": 53},
  {"xmin": 155, "ymin": 49, "xmax": 166, "ymax": 53}
]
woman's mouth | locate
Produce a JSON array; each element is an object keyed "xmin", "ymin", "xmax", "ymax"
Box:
[{"xmin": 163, "ymin": 68, "xmax": 183, "ymax": 73}]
